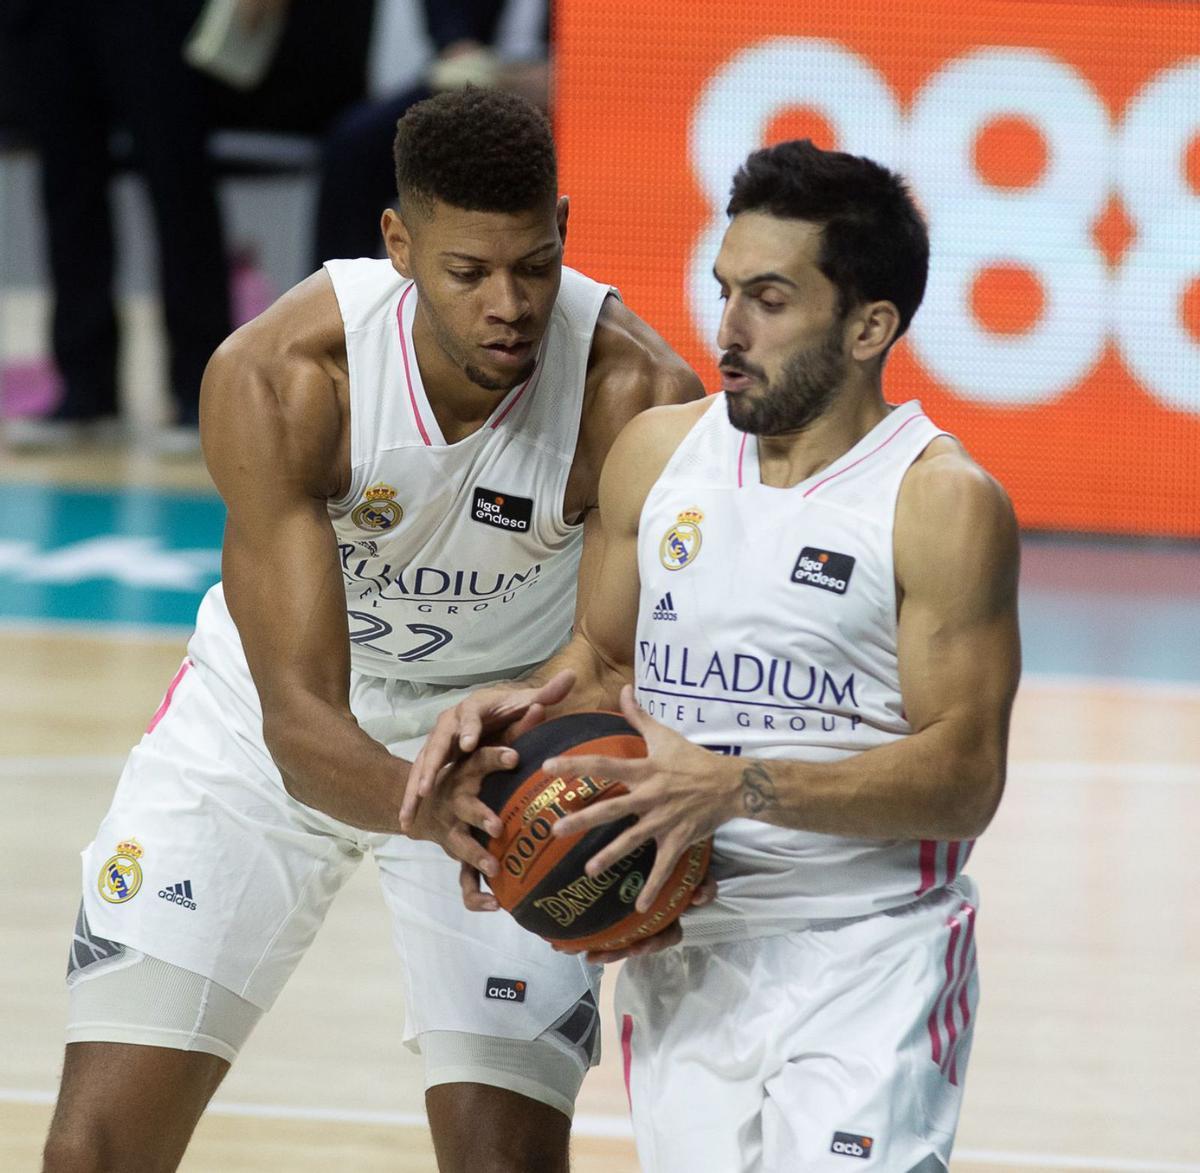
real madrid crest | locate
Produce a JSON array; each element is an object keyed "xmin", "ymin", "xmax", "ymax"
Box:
[
  {"xmin": 352, "ymin": 484, "xmax": 403, "ymax": 532},
  {"xmin": 660, "ymin": 508, "xmax": 704, "ymax": 571},
  {"xmin": 98, "ymin": 839, "xmax": 144, "ymax": 904}
]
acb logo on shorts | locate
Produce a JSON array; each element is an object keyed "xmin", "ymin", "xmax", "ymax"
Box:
[
  {"xmin": 98, "ymin": 839, "xmax": 144, "ymax": 904},
  {"xmin": 485, "ymin": 976, "xmax": 527, "ymax": 1002},
  {"xmin": 830, "ymin": 1131, "xmax": 874, "ymax": 1159}
]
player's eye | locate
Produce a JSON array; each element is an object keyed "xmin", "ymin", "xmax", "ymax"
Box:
[{"xmin": 450, "ymin": 269, "xmax": 484, "ymax": 283}]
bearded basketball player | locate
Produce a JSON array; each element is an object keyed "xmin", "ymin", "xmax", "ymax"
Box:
[
  {"xmin": 411, "ymin": 139, "xmax": 1021, "ymax": 1172},
  {"xmin": 43, "ymin": 88, "xmax": 702, "ymax": 1173}
]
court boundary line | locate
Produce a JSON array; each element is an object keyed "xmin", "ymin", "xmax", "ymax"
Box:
[{"xmin": 2, "ymin": 1088, "xmax": 1198, "ymax": 1171}]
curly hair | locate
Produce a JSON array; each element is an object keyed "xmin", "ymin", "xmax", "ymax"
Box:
[
  {"xmin": 393, "ymin": 87, "xmax": 557, "ymax": 218},
  {"xmin": 728, "ymin": 140, "xmax": 929, "ymax": 340}
]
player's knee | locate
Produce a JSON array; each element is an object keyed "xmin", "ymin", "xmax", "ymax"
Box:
[{"xmin": 42, "ymin": 1115, "xmax": 144, "ymax": 1173}]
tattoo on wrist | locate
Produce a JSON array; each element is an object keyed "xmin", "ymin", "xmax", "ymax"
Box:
[{"xmin": 740, "ymin": 763, "xmax": 778, "ymax": 816}]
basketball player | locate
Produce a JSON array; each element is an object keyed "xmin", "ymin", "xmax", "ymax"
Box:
[
  {"xmin": 410, "ymin": 140, "xmax": 1021, "ymax": 1171},
  {"xmin": 43, "ymin": 88, "xmax": 702, "ymax": 1173}
]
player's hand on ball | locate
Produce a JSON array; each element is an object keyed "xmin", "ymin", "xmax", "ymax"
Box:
[
  {"xmin": 401, "ymin": 670, "xmax": 576, "ymax": 832},
  {"xmin": 405, "ymin": 745, "xmax": 516, "ymax": 876},
  {"xmin": 570, "ymin": 873, "xmax": 718, "ymax": 963},
  {"xmin": 546, "ymin": 686, "xmax": 739, "ymax": 914}
]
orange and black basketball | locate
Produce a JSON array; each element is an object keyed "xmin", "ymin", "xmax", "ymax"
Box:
[{"xmin": 475, "ymin": 711, "xmax": 711, "ymax": 954}]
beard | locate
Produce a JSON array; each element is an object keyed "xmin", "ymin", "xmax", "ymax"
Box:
[
  {"xmin": 427, "ymin": 311, "xmax": 535, "ymax": 393},
  {"xmin": 462, "ymin": 357, "xmax": 536, "ymax": 392},
  {"xmin": 724, "ymin": 322, "xmax": 846, "ymax": 436}
]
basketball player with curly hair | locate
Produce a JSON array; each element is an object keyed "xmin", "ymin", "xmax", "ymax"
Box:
[
  {"xmin": 413, "ymin": 140, "xmax": 1021, "ymax": 1172},
  {"xmin": 43, "ymin": 88, "xmax": 702, "ymax": 1172}
]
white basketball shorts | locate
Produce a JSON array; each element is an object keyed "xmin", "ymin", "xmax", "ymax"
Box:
[
  {"xmin": 616, "ymin": 878, "xmax": 980, "ymax": 1172},
  {"xmin": 77, "ymin": 649, "xmax": 598, "ymax": 1059}
]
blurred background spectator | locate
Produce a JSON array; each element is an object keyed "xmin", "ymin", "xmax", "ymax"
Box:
[
  {"xmin": 313, "ymin": 0, "xmax": 549, "ymax": 267},
  {"xmin": 0, "ymin": 0, "xmax": 372, "ymax": 452}
]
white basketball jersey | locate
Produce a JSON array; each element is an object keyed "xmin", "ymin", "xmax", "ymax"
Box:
[
  {"xmin": 635, "ymin": 397, "xmax": 971, "ymax": 940},
  {"xmin": 190, "ymin": 261, "xmax": 613, "ymax": 687}
]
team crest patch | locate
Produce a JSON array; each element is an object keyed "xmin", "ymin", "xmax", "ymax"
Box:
[
  {"xmin": 659, "ymin": 509, "xmax": 704, "ymax": 571},
  {"xmin": 351, "ymin": 484, "xmax": 403, "ymax": 532},
  {"xmin": 98, "ymin": 839, "xmax": 144, "ymax": 904}
]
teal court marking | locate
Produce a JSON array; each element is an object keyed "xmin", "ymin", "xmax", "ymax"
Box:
[
  {"xmin": 0, "ymin": 483, "xmax": 224, "ymax": 629},
  {"xmin": 0, "ymin": 483, "xmax": 1197, "ymax": 684}
]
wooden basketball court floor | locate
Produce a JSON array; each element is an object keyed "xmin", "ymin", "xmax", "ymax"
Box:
[{"xmin": 1, "ymin": 447, "xmax": 1198, "ymax": 1172}]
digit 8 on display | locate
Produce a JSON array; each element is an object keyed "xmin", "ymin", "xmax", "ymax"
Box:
[{"xmin": 687, "ymin": 40, "xmax": 1200, "ymax": 413}]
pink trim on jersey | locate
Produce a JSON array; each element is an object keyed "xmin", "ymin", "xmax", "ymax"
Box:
[
  {"xmin": 146, "ymin": 659, "xmax": 193, "ymax": 734},
  {"xmin": 736, "ymin": 432, "xmax": 748, "ymax": 488},
  {"xmin": 620, "ymin": 1013, "xmax": 634, "ymax": 1110},
  {"xmin": 802, "ymin": 411, "xmax": 927, "ymax": 498},
  {"xmin": 490, "ymin": 362, "xmax": 540, "ymax": 430},
  {"xmin": 395, "ymin": 284, "xmax": 432, "ymax": 446},
  {"xmin": 916, "ymin": 840, "xmax": 938, "ymax": 896}
]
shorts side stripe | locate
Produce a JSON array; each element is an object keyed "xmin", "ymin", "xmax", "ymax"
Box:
[
  {"xmin": 942, "ymin": 903, "xmax": 976, "ymax": 1084},
  {"xmin": 620, "ymin": 1013, "xmax": 634, "ymax": 1111},
  {"xmin": 146, "ymin": 659, "xmax": 193, "ymax": 734}
]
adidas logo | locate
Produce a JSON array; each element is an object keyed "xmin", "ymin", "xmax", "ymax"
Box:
[
  {"xmin": 651, "ymin": 592, "xmax": 678, "ymax": 621},
  {"xmin": 157, "ymin": 880, "xmax": 196, "ymax": 911}
]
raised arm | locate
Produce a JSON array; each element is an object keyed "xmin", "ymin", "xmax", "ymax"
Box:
[{"xmin": 202, "ymin": 275, "xmax": 422, "ymax": 832}]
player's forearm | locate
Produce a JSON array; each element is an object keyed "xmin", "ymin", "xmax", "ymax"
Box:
[
  {"xmin": 262, "ymin": 693, "xmax": 409, "ymax": 832},
  {"xmin": 523, "ymin": 632, "xmax": 630, "ymax": 716},
  {"xmin": 730, "ymin": 721, "xmax": 1006, "ymax": 841}
]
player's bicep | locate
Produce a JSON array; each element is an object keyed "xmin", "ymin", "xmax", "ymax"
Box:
[
  {"xmin": 895, "ymin": 459, "xmax": 1021, "ymax": 749},
  {"xmin": 220, "ymin": 498, "xmax": 352, "ymax": 716},
  {"xmin": 203, "ymin": 341, "xmax": 349, "ymax": 716}
]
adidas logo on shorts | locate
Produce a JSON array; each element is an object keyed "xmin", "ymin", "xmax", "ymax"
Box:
[
  {"xmin": 651, "ymin": 592, "xmax": 678, "ymax": 621},
  {"xmin": 157, "ymin": 880, "xmax": 197, "ymax": 911},
  {"xmin": 830, "ymin": 1131, "xmax": 874, "ymax": 1159}
]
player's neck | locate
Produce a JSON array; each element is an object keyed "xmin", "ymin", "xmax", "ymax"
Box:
[
  {"xmin": 410, "ymin": 313, "xmax": 513, "ymax": 443},
  {"xmin": 754, "ymin": 383, "xmax": 890, "ymax": 489}
]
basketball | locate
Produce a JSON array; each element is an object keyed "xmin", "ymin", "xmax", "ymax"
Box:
[{"xmin": 475, "ymin": 711, "xmax": 711, "ymax": 954}]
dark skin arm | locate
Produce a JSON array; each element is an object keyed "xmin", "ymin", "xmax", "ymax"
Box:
[{"xmin": 202, "ymin": 272, "xmax": 514, "ymax": 838}]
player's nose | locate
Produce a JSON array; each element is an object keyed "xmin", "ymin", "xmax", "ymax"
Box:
[{"xmin": 486, "ymin": 273, "xmax": 530, "ymax": 324}]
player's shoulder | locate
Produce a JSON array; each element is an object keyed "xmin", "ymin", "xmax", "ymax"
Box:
[
  {"xmin": 585, "ymin": 294, "xmax": 705, "ymax": 417},
  {"xmin": 609, "ymin": 394, "xmax": 717, "ymax": 468},
  {"xmin": 902, "ymin": 435, "xmax": 1013, "ymax": 519},
  {"xmin": 897, "ymin": 435, "xmax": 1018, "ymax": 567},
  {"xmin": 210, "ymin": 268, "xmax": 346, "ymax": 381}
]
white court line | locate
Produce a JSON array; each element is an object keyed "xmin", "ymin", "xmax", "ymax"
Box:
[
  {"xmin": 0, "ymin": 616, "xmax": 194, "ymax": 643},
  {"xmin": 0, "ymin": 755, "xmax": 127, "ymax": 778},
  {"xmin": 1, "ymin": 756, "xmax": 1197, "ymax": 786},
  {"xmin": 2, "ymin": 1088, "xmax": 1198, "ymax": 1171}
]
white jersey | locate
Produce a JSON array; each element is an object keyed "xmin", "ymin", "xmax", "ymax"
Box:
[
  {"xmin": 190, "ymin": 261, "xmax": 613, "ymax": 687},
  {"xmin": 635, "ymin": 397, "xmax": 969, "ymax": 940}
]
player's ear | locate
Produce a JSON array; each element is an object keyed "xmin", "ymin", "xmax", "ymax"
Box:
[
  {"xmin": 383, "ymin": 208, "xmax": 414, "ymax": 279},
  {"xmin": 849, "ymin": 300, "xmax": 900, "ymax": 363},
  {"xmin": 556, "ymin": 196, "xmax": 570, "ymax": 249}
]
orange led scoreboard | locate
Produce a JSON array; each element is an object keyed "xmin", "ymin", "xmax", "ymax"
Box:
[{"xmin": 557, "ymin": 0, "xmax": 1200, "ymax": 537}]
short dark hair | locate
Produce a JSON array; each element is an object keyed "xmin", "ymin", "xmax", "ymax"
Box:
[
  {"xmin": 393, "ymin": 87, "xmax": 557, "ymax": 218},
  {"xmin": 728, "ymin": 140, "xmax": 929, "ymax": 339}
]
